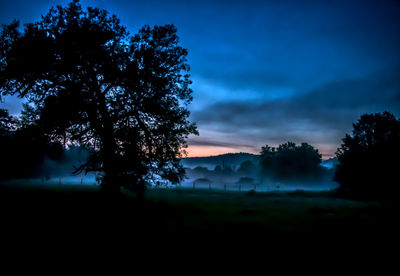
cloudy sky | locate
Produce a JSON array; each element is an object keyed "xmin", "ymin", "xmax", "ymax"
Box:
[{"xmin": 1, "ymin": 0, "xmax": 399, "ymax": 158}]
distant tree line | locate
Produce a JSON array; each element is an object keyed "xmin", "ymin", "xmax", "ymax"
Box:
[
  {"xmin": 186, "ymin": 142, "xmax": 330, "ymax": 186},
  {"xmin": 186, "ymin": 161, "xmax": 258, "ymax": 180}
]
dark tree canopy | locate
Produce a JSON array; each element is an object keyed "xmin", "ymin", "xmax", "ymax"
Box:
[
  {"xmin": 335, "ymin": 111, "xmax": 400, "ymax": 200},
  {"xmin": 0, "ymin": 108, "xmax": 15, "ymax": 134},
  {"xmin": 0, "ymin": 0, "xmax": 197, "ymax": 191},
  {"xmin": 260, "ymin": 142, "xmax": 324, "ymax": 180}
]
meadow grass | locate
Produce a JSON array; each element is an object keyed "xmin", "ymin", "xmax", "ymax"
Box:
[{"xmin": 0, "ymin": 181, "xmax": 394, "ymax": 246}]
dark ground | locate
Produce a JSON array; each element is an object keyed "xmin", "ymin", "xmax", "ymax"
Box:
[{"xmin": 0, "ymin": 182, "xmax": 398, "ymax": 255}]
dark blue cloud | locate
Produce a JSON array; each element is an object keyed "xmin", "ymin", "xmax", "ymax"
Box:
[{"xmin": 190, "ymin": 68, "xmax": 400, "ymax": 157}]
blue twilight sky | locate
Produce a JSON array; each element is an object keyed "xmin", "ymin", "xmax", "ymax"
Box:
[{"xmin": 1, "ymin": 0, "xmax": 400, "ymax": 157}]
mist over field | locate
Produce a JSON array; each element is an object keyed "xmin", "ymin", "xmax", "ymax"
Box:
[
  {"xmin": 2, "ymin": 146, "xmax": 99, "ymax": 186},
  {"xmin": 5, "ymin": 150, "xmax": 338, "ymax": 192},
  {"xmin": 180, "ymin": 153, "xmax": 338, "ymax": 192}
]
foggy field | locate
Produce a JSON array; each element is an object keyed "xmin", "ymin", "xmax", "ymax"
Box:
[
  {"xmin": 1, "ymin": 175, "xmax": 338, "ymax": 192},
  {"xmin": 179, "ymin": 179, "xmax": 338, "ymax": 192},
  {"xmin": 1, "ymin": 181, "xmax": 395, "ymax": 245}
]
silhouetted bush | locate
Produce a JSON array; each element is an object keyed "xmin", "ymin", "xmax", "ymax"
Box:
[
  {"xmin": 237, "ymin": 160, "xmax": 257, "ymax": 176},
  {"xmin": 222, "ymin": 165, "xmax": 234, "ymax": 175},
  {"xmin": 0, "ymin": 109, "xmax": 63, "ymax": 180},
  {"xmin": 193, "ymin": 178, "xmax": 212, "ymax": 188},
  {"xmin": 193, "ymin": 166, "xmax": 210, "ymax": 176}
]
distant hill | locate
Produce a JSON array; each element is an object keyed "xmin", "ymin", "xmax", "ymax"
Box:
[
  {"xmin": 180, "ymin": 152, "xmax": 259, "ymax": 169},
  {"xmin": 182, "ymin": 153, "xmax": 338, "ymax": 170}
]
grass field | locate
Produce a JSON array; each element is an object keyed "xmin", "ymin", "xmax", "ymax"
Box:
[{"xmin": 0, "ymin": 181, "xmax": 397, "ymax": 249}]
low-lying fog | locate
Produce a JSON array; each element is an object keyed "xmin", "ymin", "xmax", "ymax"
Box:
[
  {"xmin": 9, "ymin": 174, "xmax": 338, "ymax": 192},
  {"xmin": 180, "ymin": 167, "xmax": 338, "ymax": 192},
  {"xmin": 5, "ymin": 150, "xmax": 338, "ymax": 192},
  {"xmin": 179, "ymin": 179, "xmax": 338, "ymax": 192}
]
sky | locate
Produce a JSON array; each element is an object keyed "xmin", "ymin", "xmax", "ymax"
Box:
[{"xmin": 1, "ymin": 0, "xmax": 399, "ymax": 158}]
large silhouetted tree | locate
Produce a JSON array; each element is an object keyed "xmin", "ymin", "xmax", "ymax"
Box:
[
  {"xmin": 335, "ymin": 112, "xmax": 400, "ymax": 200},
  {"xmin": 0, "ymin": 0, "xmax": 197, "ymax": 192}
]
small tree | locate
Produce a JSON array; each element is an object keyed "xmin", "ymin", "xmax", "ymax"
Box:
[
  {"xmin": 237, "ymin": 160, "xmax": 256, "ymax": 176},
  {"xmin": 260, "ymin": 142, "xmax": 323, "ymax": 180},
  {"xmin": 0, "ymin": 0, "xmax": 197, "ymax": 192},
  {"xmin": 335, "ymin": 111, "xmax": 400, "ymax": 200},
  {"xmin": 260, "ymin": 145, "xmax": 276, "ymax": 178}
]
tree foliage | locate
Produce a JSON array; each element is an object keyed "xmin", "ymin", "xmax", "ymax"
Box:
[
  {"xmin": 335, "ymin": 111, "xmax": 400, "ymax": 200},
  {"xmin": 0, "ymin": 0, "xmax": 197, "ymax": 191},
  {"xmin": 260, "ymin": 142, "xmax": 323, "ymax": 180},
  {"xmin": 0, "ymin": 108, "xmax": 15, "ymax": 134}
]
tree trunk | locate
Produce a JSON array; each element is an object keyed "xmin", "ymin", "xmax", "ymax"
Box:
[
  {"xmin": 101, "ymin": 139, "xmax": 118, "ymax": 193},
  {"xmin": 98, "ymin": 94, "xmax": 119, "ymax": 194}
]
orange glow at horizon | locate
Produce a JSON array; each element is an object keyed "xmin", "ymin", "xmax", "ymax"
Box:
[
  {"xmin": 185, "ymin": 145, "xmax": 258, "ymax": 157},
  {"xmin": 186, "ymin": 145, "xmax": 337, "ymax": 160}
]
